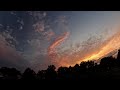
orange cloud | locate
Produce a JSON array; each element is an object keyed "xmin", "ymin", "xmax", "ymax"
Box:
[
  {"xmin": 47, "ymin": 27, "xmax": 120, "ymax": 68},
  {"xmin": 48, "ymin": 32, "xmax": 70, "ymax": 63}
]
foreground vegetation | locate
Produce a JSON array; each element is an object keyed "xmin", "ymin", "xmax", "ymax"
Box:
[{"xmin": 1, "ymin": 50, "xmax": 120, "ymax": 80}]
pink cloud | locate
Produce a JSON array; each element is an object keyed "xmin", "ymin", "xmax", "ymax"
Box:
[{"xmin": 0, "ymin": 33, "xmax": 28, "ymax": 70}]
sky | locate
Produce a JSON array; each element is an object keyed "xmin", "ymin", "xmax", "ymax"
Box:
[{"xmin": 0, "ymin": 11, "xmax": 120, "ymax": 72}]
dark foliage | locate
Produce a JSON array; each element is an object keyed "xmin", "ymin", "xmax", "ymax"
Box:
[{"xmin": 1, "ymin": 50, "xmax": 120, "ymax": 80}]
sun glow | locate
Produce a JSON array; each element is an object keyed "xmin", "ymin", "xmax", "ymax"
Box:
[{"xmin": 47, "ymin": 27, "xmax": 120, "ymax": 68}]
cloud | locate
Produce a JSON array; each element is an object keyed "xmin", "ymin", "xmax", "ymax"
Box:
[
  {"xmin": 51, "ymin": 27, "xmax": 120, "ymax": 68},
  {"xmin": 33, "ymin": 21, "xmax": 45, "ymax": 32},
  {"xmin": 54, "ymin": 15, "xmax": 69, "ymax": 34},
  {"xmin": 0, "ymin": 32, "xmax": 28, "ymax": 71},
  {"xmin": 27, "ymin": 11, "xmax": 46, "ymax": 20},
  {"xmin": 47, "ymin": 31, "xmax": 70, "ymax": 65},
  {"xmin": 43, "ymin": 29, "xmax": 55, "ymax": 41},
  {"xmin": 2, "ymin": 31, "xmax": 18, "ymax": 46}
]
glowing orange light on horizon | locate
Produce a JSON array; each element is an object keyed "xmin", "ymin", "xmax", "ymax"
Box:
[
  {"xmin": 75, "ymin": 29, "xmax": 120, "ymax": 66},
  {"xmin": 47, "ymin": 27, "xmax": 120, "ymax": 68}
]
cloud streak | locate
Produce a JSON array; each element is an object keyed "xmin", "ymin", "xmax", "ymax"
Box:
[
  {"xmin": 48, "ymin": 32, "xmax": 70, "ymax": 63},
  {"xmin": 50, "ymin": 27, "xmax": 120, "ymax": 68}
]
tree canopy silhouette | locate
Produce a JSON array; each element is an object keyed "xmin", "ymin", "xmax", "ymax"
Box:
[{"xmin": 1, "ymin": 49, "xmax": 120, "ymax": 80}]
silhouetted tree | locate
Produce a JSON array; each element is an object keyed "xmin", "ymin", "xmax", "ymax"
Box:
[
  {"xmin": 22, "ymin": 68, "xmax": 36, "ymax": 80},
  {"xmin": 57, "ymin": 67, "xmax": 70, "ymax": 79},
  {"xmin": 37, "ymin": 70, "xmax": 47, "ymax": 80},
  {"xmin": 100, "ymin": 56, "xmax": 116, "ymax": 71},
  {"xmin": 73, "ymin": 64, "xmax": 79, "ymax": 72},
  {"xmin": 117, "ymin": 50, "xmax": 120, "ymax": 60},
  {"xmin": 46, "ymin": 65, "xmax": 57, "ymax": 80},
  {"xmin": 0, "ymin": 67, "xmax": 21, "ymax": 80},
  {"xmin": 1, "ymin": 49, "xmax": 120, "ymax": 80},
  {"xmin": 79, "ymin": 61, "xmax": 87, "ymax": 73},
  {"xmin": 117, "ymin": 50, "xmax": 120, "ymax": 67}
]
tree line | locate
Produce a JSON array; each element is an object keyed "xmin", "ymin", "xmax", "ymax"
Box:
[{"xmin": 1, "ymin": 50, "xmax": 120, "ymax": 80}]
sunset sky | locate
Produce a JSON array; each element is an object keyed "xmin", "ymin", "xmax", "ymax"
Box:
[{"xmin": 0, "ymin": 11, "xmax": 120, "ymax": 71}]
